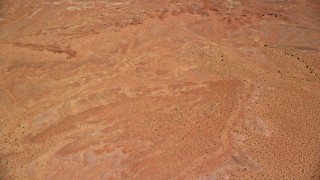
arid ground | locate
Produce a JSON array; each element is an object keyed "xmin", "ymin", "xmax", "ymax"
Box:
[{"xmin": 0, "ymin": 0, "xmax": 319, "ymax": 179}]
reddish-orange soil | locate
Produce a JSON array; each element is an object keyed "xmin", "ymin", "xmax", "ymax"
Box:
[{"xmin": 0, "ymin": 0, "xmax": 320, "ymax": 179}]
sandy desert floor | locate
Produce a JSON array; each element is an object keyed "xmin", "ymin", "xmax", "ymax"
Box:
[{"xmin": 0, "ymin": 0, "xmax": 319, "ymax": 179}]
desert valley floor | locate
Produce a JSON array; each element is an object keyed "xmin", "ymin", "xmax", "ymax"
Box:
[{"xmin": 0, "ymin": 0, "xmax": 320, "ymax": 179}]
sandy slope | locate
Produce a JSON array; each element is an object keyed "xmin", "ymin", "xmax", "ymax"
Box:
[{"xmin": 0, "ymin": 0, "xmax": 319, "ymax": 179}]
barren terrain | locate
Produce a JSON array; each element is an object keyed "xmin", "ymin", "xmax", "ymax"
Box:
[{"xmin": 0, "ymin": 0, "xmax": 319, "ymax": 179}]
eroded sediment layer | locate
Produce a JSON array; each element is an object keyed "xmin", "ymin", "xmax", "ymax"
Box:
[{"xmin": 0, "ymin": 0, "xmax": 319, "ymax": 179}]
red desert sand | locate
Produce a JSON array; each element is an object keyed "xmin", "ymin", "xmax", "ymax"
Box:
[{"xmin": 0, "ymin": 0, "xmax": 319, "ymax": 179}]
